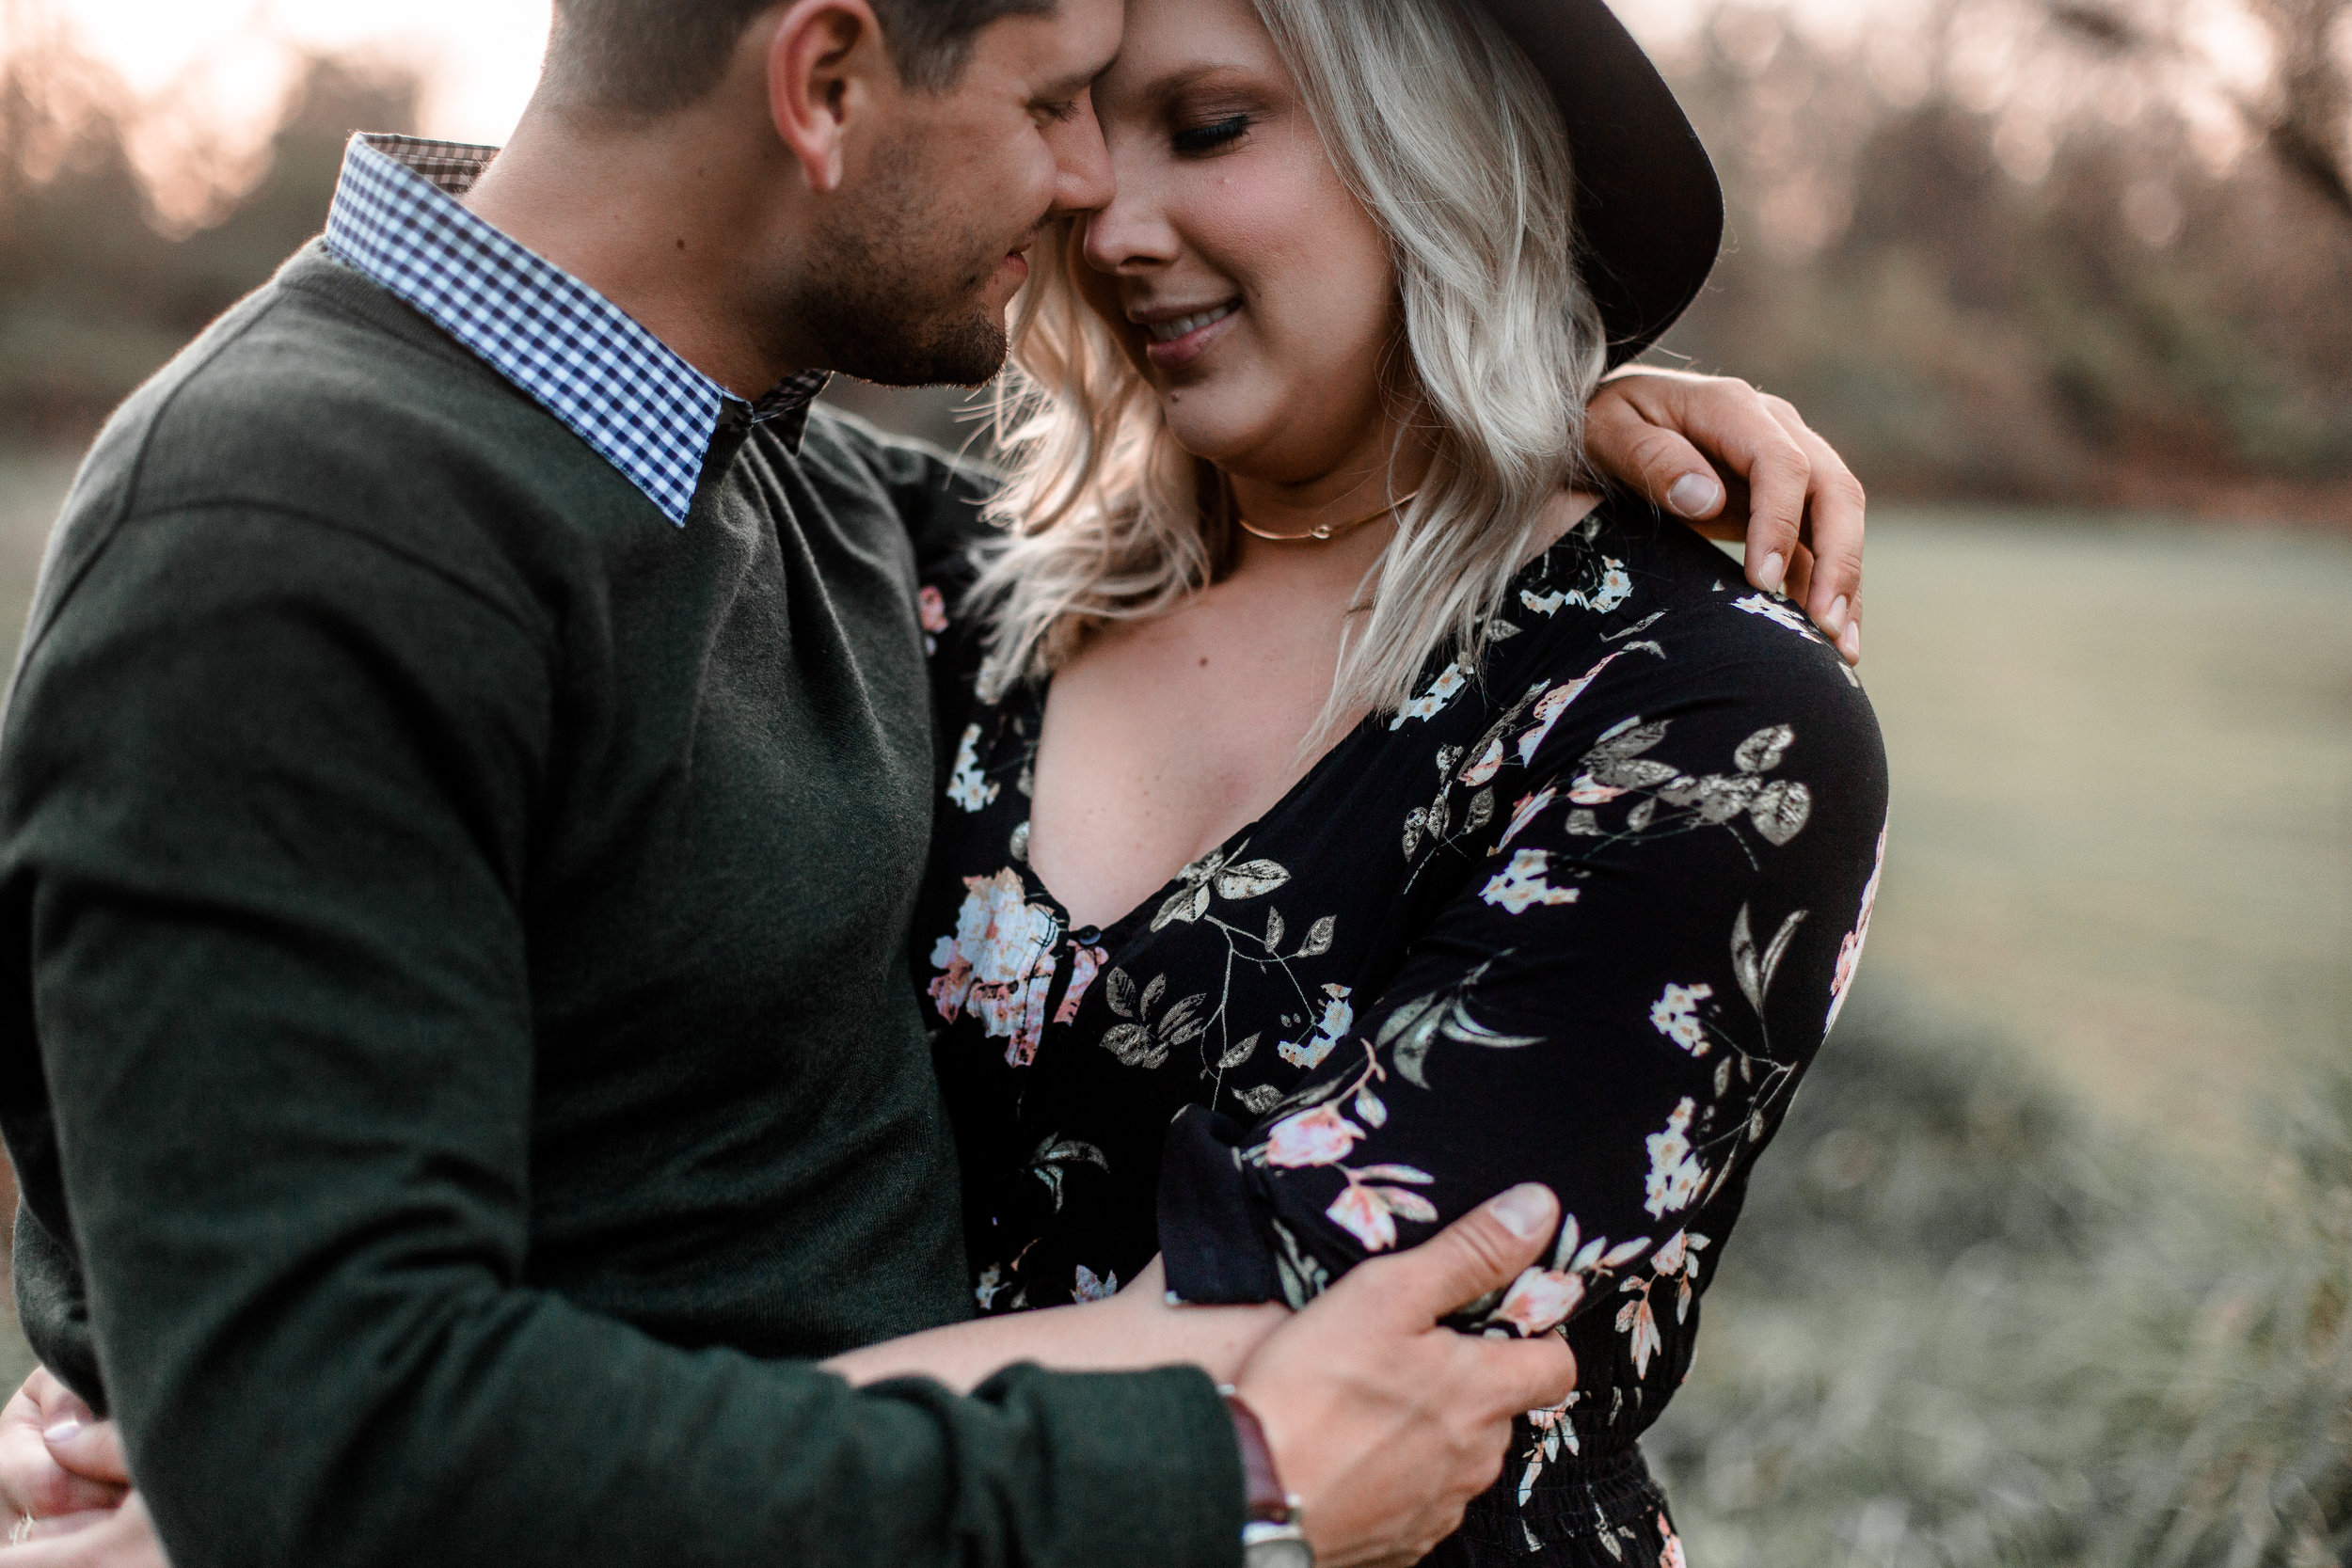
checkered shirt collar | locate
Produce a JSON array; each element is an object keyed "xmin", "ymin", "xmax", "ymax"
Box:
[{"xmin": 324, "ymin": 134, "xmax": 830, "ymax": 526}]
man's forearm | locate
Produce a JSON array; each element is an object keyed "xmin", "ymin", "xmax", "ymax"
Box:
[{"xmin": 826, "ymin": 1267, "xmax": 1289, "ymax": 1394}]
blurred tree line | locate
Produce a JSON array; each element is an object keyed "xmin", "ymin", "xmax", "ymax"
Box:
[
  {"xmin": 0, "ymin": 17, "xmax": 420, "ymax": 442},
  {"xmin": 1652, "ymin": 0, "xmax": 2352, "ymax": 515},
  {"xmin": 0, "ymin": 0, "xmax": 2345, "ymax": 514}
]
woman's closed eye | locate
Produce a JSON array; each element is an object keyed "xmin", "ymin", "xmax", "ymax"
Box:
[{"xmin": 1171, "ymin": 114, "xmax": 1251, "ymax": 156}]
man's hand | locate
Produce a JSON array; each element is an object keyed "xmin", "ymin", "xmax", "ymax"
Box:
[
  {"xmin": 1232, "ymin": 1184, "xmax": 1577, "ymax": 1568},
  {"xmin": 1584, "ymin": 369, "xmax": 1866, "ymax": 665}
]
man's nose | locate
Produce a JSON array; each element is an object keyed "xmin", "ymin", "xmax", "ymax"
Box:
[{"xmin": 1050, "ymin": 95, "xmax": 1116, "ymax": 218}]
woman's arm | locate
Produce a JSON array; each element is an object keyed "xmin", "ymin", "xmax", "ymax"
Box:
[
  {"xmin": 1158, "ymin": 594, "xmax": 1889, "ymax": 1381},
  {"xmin": 823, "ymin": 1257, "xmax": 1289, "ymax": 1393}
]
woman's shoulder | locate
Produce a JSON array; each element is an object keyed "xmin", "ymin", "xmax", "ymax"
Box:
[
  {"xmin": 1500, "ymin": 496, "xmax": 1877, "ymax": 733},
  {"xmin": 1456, "ymin": 496, "xmax": 1886, "ymax": 877}
]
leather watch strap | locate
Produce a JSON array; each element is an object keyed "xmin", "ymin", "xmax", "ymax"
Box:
[{"xmin": 1221, "ymin": 1389, "xmax": 1295, "ymax": 1525}]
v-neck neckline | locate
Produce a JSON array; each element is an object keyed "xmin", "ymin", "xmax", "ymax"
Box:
[
  {"xmin": 997, "ymin": 518, "xmax": 1596, "ymax": 946},
  {"xmin": 1010, "ymin": 683, "xmax": 1381, "ymax": 945}
]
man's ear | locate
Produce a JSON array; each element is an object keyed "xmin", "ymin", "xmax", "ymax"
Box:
[{"xmin": 765, "ymin": 0, "xmax": 895, "ymax": 194}]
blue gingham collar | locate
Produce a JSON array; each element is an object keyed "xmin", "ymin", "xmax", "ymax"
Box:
[{"xmin": 324, "ymin": 134, "xmax": 830, "ymax": 525}]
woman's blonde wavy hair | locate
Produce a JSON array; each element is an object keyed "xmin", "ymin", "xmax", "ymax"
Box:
[{"xmin": 970, "ymin": 0, "xmax": 1610, "ymax": 737}]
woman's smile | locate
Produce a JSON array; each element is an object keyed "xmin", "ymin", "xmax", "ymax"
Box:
[{"xmin": 1135, "ymin": 299, "xmax": 1241, "ymax": 369}]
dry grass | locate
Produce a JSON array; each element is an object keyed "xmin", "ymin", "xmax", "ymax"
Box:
[{"xmin": 1651, "ymin": 984, "xmax": 2352, "ymax": 1567}]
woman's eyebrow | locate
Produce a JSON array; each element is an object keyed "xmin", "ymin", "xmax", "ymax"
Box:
[{"xmin": 1137, "ymin": 62, "xmax": 1259, "ymax": 107}]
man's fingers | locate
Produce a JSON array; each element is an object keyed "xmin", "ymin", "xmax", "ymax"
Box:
[
  {"xmin": 1781, "ymin": 544, "xmax": 1816, "ymax": 611},
  {"xmin": 1798, "ymin": 451, "xmax": 1865, "ymax": 657},
  {"xmin": 1464, "ymin": 1336, "xmax": 1579, "ymax": 1427},
  {"xmin": 1731, "ymin": 426, "xmax": 1811, "ymax": 598},
  {"xmin": 37, "ymin": 1426, "xmax": 125, "ymax": 1491},
  {"xmin": 1582, "ymin": 390, "xmax": 1724, "ymax": 524},
  {"xmin": 1626, "ymin": 376, "xmax": 1811, "ymax": 595},
  {"xmin": 1359, "ymin": 1184, "xmax": 1560, "ymax": 1326},
  {"xmin": 1754, "ymin": 398, "xmax": 1865, "ymax": 660}
]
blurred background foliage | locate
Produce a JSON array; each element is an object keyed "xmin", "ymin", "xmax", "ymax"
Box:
[
  {"xmin": 0, "ymin": 1, "xmax": 2345, "ymax": 1564},
  {"xmin": 1651, "ymin": 993, "xmax": 2352, "ymax": 1566},
  {"xmin": 2, "ymin": 0, "xmax": 2348, "ymax": 508},
  {"xmin": 1653, "ymin": 0, "xmax": 2352, "ymax": 515}
]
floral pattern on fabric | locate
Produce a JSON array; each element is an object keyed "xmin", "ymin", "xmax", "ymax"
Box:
[{"xmin": 913, "ymin": 500, "xmax": 1889, "ymax": 1567}]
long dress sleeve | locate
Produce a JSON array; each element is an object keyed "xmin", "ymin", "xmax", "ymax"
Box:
[{"xmin": 1159, "ymin": 589, "xmax": 1888, "ymax": 1426}]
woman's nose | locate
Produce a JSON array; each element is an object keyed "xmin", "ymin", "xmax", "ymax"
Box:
[{"xmin": 1079, "ymin": 175, "xmax": 1180, "ymax": 275}]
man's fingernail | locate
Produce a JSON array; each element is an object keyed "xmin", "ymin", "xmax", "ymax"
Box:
[
  {"xmin": 1821, "ymin": 595, "xmax": 1850, "ymax": 637},
  {"xmin": 41, "ymin": 1420, "xmax": 81, "ymax": 1447},
  {"xmin": 1489, "ymin": 1184, "xmax": 1556, "ymax": 1241},
  {"xmin": 1666, "ymin": 473, "xmax": 1721, "ymax": 518},
  {"xmin": 1756, "ymin": 552, "xmax": 1786, "ymax": 594}
]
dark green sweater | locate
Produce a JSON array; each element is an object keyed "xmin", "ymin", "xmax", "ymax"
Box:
[{"xmin": 0, "ymin": 245, "xmax": 1240, "ymax": 1568}]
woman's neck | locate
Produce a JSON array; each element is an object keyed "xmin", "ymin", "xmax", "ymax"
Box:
[
  {"xmin": 1220, "ymin": 441, "xmax": 1434, "ymax": 546},
  {"xmin": 1216, "ymin": 420, "xmax": 1435, "ymax": 585}
]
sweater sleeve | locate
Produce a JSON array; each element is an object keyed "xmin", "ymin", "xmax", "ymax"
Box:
[
  {"xmin": 0, "ymin": 501, "xmax": 1241, "ymax": 1568},
  {"xmin": 1158, "ymin": 600, "xmax": 1889, "ymax": 1371}
]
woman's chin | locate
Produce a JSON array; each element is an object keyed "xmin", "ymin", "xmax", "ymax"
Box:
[
  {"xmin": 1154, "ymin": 408, "xmax": 1259, "ymax": 468},
  {"xmin": 1152, "ymin": 386, "xmax": 1285, "ymax": 467}
]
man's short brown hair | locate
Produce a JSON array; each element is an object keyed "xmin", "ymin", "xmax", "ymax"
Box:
[{"xmin": 545, "ymin": 0, "xmax": 1059, "ymax": 119}]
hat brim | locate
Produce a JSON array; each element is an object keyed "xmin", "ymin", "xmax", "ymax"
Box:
[{"xmin": 1475, "ymin": 0, "xmax": 1724, "ymax": 368}]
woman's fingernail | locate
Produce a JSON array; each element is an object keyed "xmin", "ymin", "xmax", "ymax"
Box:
[
  {"xmin": 1666, "ymin": 473, "xmax": 1722, "ymax": 518},
  {"xmin": 41, "ymin": 1420, "xmax": 81, "ymax": 1448},
  {"xmin": 1840, "ymin": 621, "xmax": 1862, "ymax": 663},
  {"xmin": 1756, "ymin": 552, "xmax": 1787, "ymax": 594},
  {"xmin": 1821, "ymin": 595, "xmax": 1850, "ymax": 637},
  {"xmin": 1489, "ymin": 1184, "xmax": 1557, "ymax": 1241}
]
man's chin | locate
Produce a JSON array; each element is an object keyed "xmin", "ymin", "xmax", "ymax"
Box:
[{"xmin": 830, "ymin": 313, "xmax": 1009, "ymax": 391}]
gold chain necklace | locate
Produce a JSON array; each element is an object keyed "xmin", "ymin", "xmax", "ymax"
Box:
[{"xmin": 1233, "ymin": 489, "xmax": 1421, "ymax": 545}]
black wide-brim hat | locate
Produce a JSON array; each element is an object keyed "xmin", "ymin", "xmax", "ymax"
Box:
[{"xmin": 1475, "ymin": 0, "xmax": 1724, "ymax": 368}]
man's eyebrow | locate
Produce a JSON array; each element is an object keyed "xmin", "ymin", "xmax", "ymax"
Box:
[{"xmin": 1034, "ymin": 61, "xmax": 1111, "ymax": 102}]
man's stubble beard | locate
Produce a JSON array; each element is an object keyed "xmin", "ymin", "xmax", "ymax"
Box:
[{"xmin": 797, "ymin": 135, "xmax": 1020, "ymax": 389}]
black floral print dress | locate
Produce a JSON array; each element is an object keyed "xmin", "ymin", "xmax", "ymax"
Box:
[{"xmin": 912, "ymin": 498, "xmax": 1889, "ymax": 1567}]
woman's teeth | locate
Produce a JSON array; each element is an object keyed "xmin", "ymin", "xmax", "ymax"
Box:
[{"xmin": 1148, "ymin": 303, "xmax": 1237, "ymax": 343}]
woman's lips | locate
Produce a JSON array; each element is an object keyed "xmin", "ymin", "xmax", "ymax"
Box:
[{"xmin": 1142, "ymin": 301, "xmax": 1239, "ymax": 371}]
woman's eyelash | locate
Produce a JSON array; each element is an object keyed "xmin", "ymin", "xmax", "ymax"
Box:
[{"xmin": 1172, "ymin": 115, "xmax": 1250, "ymax": 154}]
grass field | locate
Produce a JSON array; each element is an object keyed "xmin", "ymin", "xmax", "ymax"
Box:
[
  {"xmin": 0, "ymin": 456, "xmax": 2343, "ymax": 1558},
  {"xmin": 1846, "ymin": 511, "xmax": 2352, "ymax": 1151}
]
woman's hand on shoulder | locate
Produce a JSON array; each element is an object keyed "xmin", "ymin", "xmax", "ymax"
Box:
[{"xmin": 1581, "ymin": 369, "xmax": 1866, "ymax": 666}]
